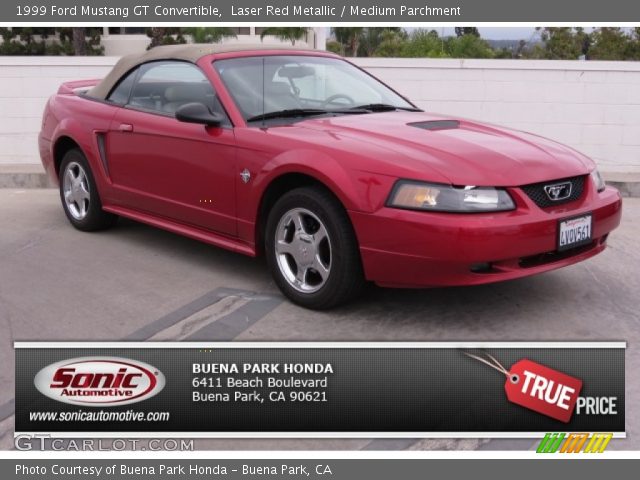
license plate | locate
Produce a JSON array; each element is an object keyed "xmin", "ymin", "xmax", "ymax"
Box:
[{"xmin": 558, "ymin": 214, "xmax": 592, "ymax": 251}]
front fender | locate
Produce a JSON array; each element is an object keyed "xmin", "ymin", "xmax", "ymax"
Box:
[
  {"xmin": 256, "ymin": 149, "xmax": 363, "ymax": 210},
  {"xmin": 235, "ymin": 145, "xmax": 398, "ymax": 248}
]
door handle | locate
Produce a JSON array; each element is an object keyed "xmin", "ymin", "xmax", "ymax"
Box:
[{"xmin": 118, "ymin": 123, "xmax": 134, "ymax": 132}]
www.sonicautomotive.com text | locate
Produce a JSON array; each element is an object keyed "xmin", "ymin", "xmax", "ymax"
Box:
[{"xmin": 29, "ymin": 409, "xmax": 170, "ymax": 422}]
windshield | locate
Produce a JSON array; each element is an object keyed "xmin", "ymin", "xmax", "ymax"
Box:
[{"xmin": 213, "ymin": 55, "xmax": 416, "ymax": 123}]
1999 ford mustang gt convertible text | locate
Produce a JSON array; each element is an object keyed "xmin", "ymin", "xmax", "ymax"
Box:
[{"xmin": 39, "ymin": 44, "xmax": 622, "ymax": 309}]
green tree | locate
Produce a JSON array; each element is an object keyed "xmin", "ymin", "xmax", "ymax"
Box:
[
  {"xmin": 625, "ymin": 27, "xmax": 640, "ymax": 60},
  {"xmin": 373, "ymin": 29, "xmax": 409, "ymax": 57},
  {"xmin": 535, "ymin": 27, "xmax": 583, "ymax": 59},
  {"xmin": 0, "ymin": 27, "xmax": 103, "ymax": 55},
  {"xmin": 358, "ymin": 27, "xmax": 405, "ymax": 56},
  {"xmin": 7, "ymin": 28, "xmax": 47, "ymax": 55},
  {"xmin": 259, "ymin": 27, "xmax": 308, "ymax": 45},
  {"xmin": 455, "ymin": 27, "xmax": 480, "ymax": 37},
  {"xmin": 575, "ymin": 27, "xmax": 590, "ymax": 57},
  {"xmin": 325, "ymin": 40, "xmax": 343, "ymax": 55},
  {"xmin": 185, "ymin": 27, "xmax": 236, "ymax": 44},
  {"xmin": 146, "ymin": 28, "xmax": 186, "ymax": 49},
  {"xmin": 589, "ymin": 27, "xmax": 630, "ymax": 60},
  {"xmin": 54, "ymin": 28, "xmax": 103, "ymax": 55},
  {"xmin": 446, "ymin": 34, "xmax": 494, "ymax": 58},
  {"xmin": 0, "ymin": 28, "xmax": 22, "ymax": 54},
  {"xmin": 400, "ymin": 29, "xmax": 447, "ymax": 58}
]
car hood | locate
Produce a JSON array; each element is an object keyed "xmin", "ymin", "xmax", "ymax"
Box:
[{"xmin": 297, "ymin": 112, "xmax": 593, "ymax": 186}]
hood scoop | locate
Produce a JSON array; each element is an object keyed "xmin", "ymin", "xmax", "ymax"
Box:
[{"xmin": 408, "ymin": 120, "xmax": 460, "ymax": 131}]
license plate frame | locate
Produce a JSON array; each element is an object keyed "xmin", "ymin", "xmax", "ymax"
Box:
[{"xmin": 557, "ymin": 213, "xmax": 593, "ymax": 252}]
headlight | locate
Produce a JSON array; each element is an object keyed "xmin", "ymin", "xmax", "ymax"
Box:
[
  {"xmin": 387, "ymin": 181, "xmax": 515, "ymax": 212},
  {"xmin": 590, "ymin": 169, "xmax": 606, "ymax": 193}
]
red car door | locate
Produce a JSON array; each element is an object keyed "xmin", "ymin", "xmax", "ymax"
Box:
[{"xmin": 106, "ymin": 61, "xmax": 237, "ymax": 237}]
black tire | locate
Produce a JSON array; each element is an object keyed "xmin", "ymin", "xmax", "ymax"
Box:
[
  {"xmin": 265, "ymin": 186, "xmax": 365, "ymax": 309},
  {"xmin": 58, "ymin": 148, "xmax": 117, "ymax": 231}
]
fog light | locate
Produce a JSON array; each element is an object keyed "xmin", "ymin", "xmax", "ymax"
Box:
[{"xmin": 470, "ymin": 262, "xmax": 492, "ymax": 273}]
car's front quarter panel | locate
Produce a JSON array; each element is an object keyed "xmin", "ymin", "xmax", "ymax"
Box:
[{"xmin": 233, "ymin": 127, "xmax": 373, "ymax": 244}]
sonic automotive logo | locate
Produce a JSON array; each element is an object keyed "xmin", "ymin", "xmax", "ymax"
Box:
[{"xmin": 34, "ymin": 357, "xmax": 165, "ymax": 406}]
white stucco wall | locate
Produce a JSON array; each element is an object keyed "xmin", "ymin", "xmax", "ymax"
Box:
[
  {"xmin": 0, "ymin": 57, "xmax": 116, "ymax": 166},
  {"xmin": 1, "ymin": 56, "xmax": 639, "ymax": 173},
  {"xmin": 352, "ymin": 58, "xmax": 640, "ymax": 174}
]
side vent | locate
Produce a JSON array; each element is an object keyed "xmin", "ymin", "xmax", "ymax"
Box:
[
  {"xmin": 408, "ymin": 120, "xmax": 460, "ymax": 131},
  {"xmin": 96, "ymin": 133, "xmax": 110, "ymax": 177}
]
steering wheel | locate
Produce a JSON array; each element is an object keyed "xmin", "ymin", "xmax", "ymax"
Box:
[{"xmin": 321, "ymin": 94, "xmax": 356, "ymax": 109}]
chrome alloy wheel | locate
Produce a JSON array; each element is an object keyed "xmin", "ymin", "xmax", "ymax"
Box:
[
  {"xmin": 274, "ymin": 208, "xmax": 332, "ymax": 293},
  {"xmin": 62, "ymin": 161, "xmax": 91, "ymax": 220}
]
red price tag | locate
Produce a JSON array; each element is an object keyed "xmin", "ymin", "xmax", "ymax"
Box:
[
  {"xmin": 464, "ymin": 352, "xmax": 583, "ymax": 423},
  {"xmin": 505, "ymin": 359, "xmax": 582, "ymax": 423}
]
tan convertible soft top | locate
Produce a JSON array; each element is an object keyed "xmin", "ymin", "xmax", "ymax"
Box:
[{"xmin": 87, "ymin": 43, "xmax": 318, "ymax": 100}]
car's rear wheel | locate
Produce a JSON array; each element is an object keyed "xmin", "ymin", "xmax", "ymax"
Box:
[
  {"xmin": 265, "ymin": 186, "xmax": 364, "ymax": 309},
  {"xmin": 59, "ymin": 148, "xmax": 117, "ymax": 231}
]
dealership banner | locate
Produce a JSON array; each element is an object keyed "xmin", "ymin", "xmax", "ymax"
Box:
[
  {"xmin": 14, "ymin": 342, "xmax": 625, "ymax": 437},
  {"xmin": 2, "ymin": 0, "xmax": 640, "ymax": 23}
]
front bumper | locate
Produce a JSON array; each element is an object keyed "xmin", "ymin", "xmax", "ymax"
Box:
[{"xmin": 350, "ymin": 183, "xmax": 622, "ymax": 288}]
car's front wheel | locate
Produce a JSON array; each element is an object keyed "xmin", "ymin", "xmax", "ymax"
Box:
[
  {"xmin": 59, "ymin": 148, "xmax": 117, "ymax": 231},
  {"xmin": 265, "ymin": 186, "xmax": 365, "ymax": 309}
]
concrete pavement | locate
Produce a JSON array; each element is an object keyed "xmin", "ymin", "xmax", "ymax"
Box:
[{"xmin": 0, "ymin": 189, "xmax": 638, "ymax": 450}]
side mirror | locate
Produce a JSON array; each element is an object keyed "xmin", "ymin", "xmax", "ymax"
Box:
[{"xmin": 175, "ymin": 102, "xmax": 223, "ymax": 127}]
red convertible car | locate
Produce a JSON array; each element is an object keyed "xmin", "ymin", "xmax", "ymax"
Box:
[{"xmin": 39, "ymin": 44, "xmax": 622, "ymax": 309}]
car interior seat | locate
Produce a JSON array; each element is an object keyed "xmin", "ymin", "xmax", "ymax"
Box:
[{"xmin": 163, "ymin": 84, "xmax": 212, "ymax": 114}]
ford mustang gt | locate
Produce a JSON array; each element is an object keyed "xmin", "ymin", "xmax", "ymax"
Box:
[{"xmin": 39, "ymin": 44, "xmax": 622, "ymax": 309}]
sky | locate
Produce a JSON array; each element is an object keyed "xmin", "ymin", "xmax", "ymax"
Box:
[
  {"xmin": 471, "ymin": 27, "xmax": 538, "ymax": 40},
  {"xmin": 420, "ymin": 27, "xmax": 538, "ymax": 40},
  {"xmin": 418, "ymin": 27, "xmax": 632, "ymax": 40}
]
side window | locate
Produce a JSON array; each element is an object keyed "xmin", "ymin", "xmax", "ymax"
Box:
[
  {"xmin": 107, "ymin": 68, "xmax": 138, "ymax": 105},
  {"xmin": 127, "ymin": 61, "xmax": 230, "ymax": 126}
]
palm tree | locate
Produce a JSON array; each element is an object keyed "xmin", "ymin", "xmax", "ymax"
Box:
[
  {"xmin": 72, "ymin": 28, "xmax": 86, "ymax": 55},
  {"xmin": 146, "ymin": 28, "xmax": 186, "ymax": 49},
  {"xmin": 259, "ymin": 27, "xmax": 308, "ymax": 46},
  {"xmin": 185, "ymin": 27, "xmax": 237, "ymax": 44},
  {"xmin": 331, "ymin": 28, "xmax": 364, "ymax": 56},
  {"xmin": 359, "ymin": 28, "xmax": 404, "ymax": 56},
  {"xmin": 147, "ymin": 27, "xmax": 167, "ymax": 49}
]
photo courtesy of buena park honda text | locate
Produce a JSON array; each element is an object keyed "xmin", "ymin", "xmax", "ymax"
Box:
[{"xmin": 0, "ymin": 0, "xmax": 639, "ymax": 477}]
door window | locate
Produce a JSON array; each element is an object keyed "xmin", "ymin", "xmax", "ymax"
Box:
[{"xmin": 124, "ymin": 61, "xmax": 230, "ymax": 125}]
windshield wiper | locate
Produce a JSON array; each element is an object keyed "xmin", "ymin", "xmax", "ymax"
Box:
[
  {"xmin": 247, "ymin": 107, "xmax": 375, "ymax": 123},
  {"xmin": 246, "ymin": 109, "xmax": 328, "ymax": 122},
  {"xmin": 348, "ymin": 103, "xmax": 422, "ymax": 112}
]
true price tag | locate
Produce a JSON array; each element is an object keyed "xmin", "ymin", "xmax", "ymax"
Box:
[
  {"xmin": 505, "ymin": 359, "xmax": 582, "ymax": 423},
  {"xmin": 465, "ymin": 353, "xmax": 583, "ymax": 423}
]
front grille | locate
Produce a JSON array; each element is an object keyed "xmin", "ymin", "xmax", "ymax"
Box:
[{"xmin": 520, "ymin": 175, "xmax": 586, "ymax": 208}]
